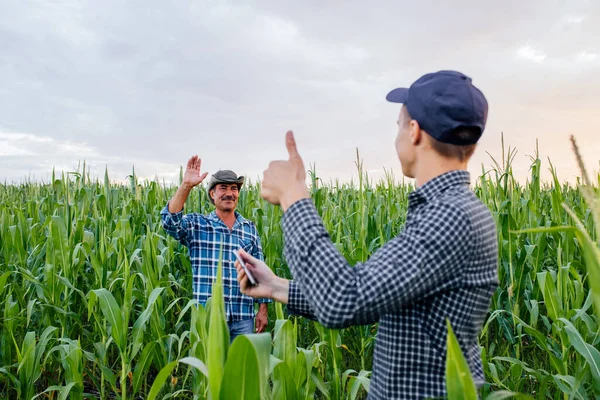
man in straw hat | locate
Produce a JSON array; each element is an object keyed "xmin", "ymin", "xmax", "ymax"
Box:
[{"xmin": 161, "ymin": 157, "xmax": 270, "ymax": 341}]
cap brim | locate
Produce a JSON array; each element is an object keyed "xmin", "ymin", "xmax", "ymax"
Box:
[{"xmin": 386, "ymin": 88, "xmax": 409, "ymax": 103}]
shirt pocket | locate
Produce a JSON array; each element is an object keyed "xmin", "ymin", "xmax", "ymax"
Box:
[{"xmin": 236, "ymin": 238, "xmax": 254, "ymax": 253}]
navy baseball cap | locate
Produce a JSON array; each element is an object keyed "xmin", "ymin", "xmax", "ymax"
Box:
[{"xmin": 386, "ymin": 70, "xmax": 488, "ymax": 145}]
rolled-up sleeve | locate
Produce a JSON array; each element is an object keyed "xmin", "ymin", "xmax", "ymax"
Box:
[{"xmin": 160, "ymin": 202, "xmax": 193, "ymax": 247}]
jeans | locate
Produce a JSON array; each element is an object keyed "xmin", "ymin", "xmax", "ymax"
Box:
[{"xmin": 228, "ymin": 318, "xmax": 254, "ymax": 343}]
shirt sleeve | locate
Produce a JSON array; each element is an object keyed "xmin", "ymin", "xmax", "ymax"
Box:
[
  {"xmin": 286, "ymin": 280, "xmax": 317, "ymax": 320},
  {"xmin": 251, "ymin": 223, "xmax": 273, "ymax": 304},
  {"xmin": 282, "ymin": 198, "xmax": 472, "ymax": 329},
  {"xmin": 160, "ymin": 201, "xmax": 195, "ymax": 247}
]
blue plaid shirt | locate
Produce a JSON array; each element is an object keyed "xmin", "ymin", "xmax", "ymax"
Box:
[{"xmin": 161, "ymin": 202, "xmax": 271, "ymax": 321}]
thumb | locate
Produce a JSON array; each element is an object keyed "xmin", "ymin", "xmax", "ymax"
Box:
[
  {"xmin": 238, "ymin": 248, "xmax": 259, "ymax": 265},
  {"xmin": 285, "ymin": 131, "xmax": 300, "ymax": 160}
]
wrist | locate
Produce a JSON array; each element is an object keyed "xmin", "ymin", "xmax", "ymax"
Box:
[
  {"xmin": 180, "ymin": 182, "xmax": 194, "ymax": 192},
  {"xmin": 280, "ymin": 183, "xmax": 310, "ymax": 212},
  {"xmin": 271, "ymin": 277, "xmax": 290, "ymax": 304}
]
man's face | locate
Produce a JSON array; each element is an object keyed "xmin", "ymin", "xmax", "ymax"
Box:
[
  {"xmin": 211, "ymin": 183, "xmax": 240, "ymax": 212},
  {"xmin": 395, "ymin": 105, "xmax": 416, "ymax": 178}
]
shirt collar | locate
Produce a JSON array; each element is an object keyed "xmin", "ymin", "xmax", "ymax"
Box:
[
  {"xmin": 408, "ymin": 170, "xmax": 471, "ymax": 207},
  {"xmin": 207, "ymin": 210, "xmax": 249, "ymax": 228}
]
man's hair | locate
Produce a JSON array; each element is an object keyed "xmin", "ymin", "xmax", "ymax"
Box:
[
  {"xmin": 428, "ymin": 128, "xmax": 478, "ymax": 162},
  {"xmin": 402, "ymin": 107, "xmax": 477, "ymax": 162}
]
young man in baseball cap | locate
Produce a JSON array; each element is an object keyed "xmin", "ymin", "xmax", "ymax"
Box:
[
  {"xmin": 160, "ymin": 164, "xmax": 271, "ymax": 342},
  {"xmin": 235, "ymin": 70, "xmax": 499, "ymax": 399}
]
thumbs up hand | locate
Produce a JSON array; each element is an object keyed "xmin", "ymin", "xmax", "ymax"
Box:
[{"xmin": 261, "ymin": 131, "xmax": 310, "ymax": 211}]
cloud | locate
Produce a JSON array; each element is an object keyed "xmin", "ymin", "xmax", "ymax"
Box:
[
  {"xmin": 0, "ymin": 143, "xmax": 36, "ymax": 157},
  {"xmin": 0, "ymin": 131, "xmax": 94, "ymax": 156},
  {"xmin": 565, "ymin": 15, "xmax": 586, "ymax": 25},
  {"xmin": 0, "ymin": 129, "xmax": 180, "ymax": 183},
  {"xmin": 576, "ymin": 51, "xmax": 599, "ymax": 63},
  {"xmin": 517, "ymin": 46, "xmax": 547, "ymax": 63},
  {"xmin": 0, "ymin": 0, "xmax": 599, "ymax": 185}
]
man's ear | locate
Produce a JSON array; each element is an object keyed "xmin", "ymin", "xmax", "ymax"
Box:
[{"xmin": 409, "ymin": 120, "xmax": 422, "ymax": 145}]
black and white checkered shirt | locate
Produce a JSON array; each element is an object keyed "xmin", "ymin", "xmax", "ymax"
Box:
[{"xmin": 283, "ymin": 170, "xmax": 499, "ymax": 399}]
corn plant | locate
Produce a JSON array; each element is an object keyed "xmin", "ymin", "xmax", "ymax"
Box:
[
  {"xmin": 147, "ymin": 248, "xmax": 271, "ymax": 400},
  {"xmin": 1, "ymin": 137, "xmax": 599, "ymax": 399}
]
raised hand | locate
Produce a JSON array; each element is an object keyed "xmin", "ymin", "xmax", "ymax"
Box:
[
  {"xmin": 183, "ymin": 155, "xmax": 209, "ymax": 188},
  {"xmin": 261, "ymin": 131, "xmax": 310, "ymax": 210}
]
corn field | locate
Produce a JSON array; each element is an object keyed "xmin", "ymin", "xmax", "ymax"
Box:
[{"xmin": 1, "ymin": 139, "xmax": 599, "ymax": 399}]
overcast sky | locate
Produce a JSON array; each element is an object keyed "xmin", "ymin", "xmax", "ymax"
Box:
[{"xmin": 1, "ymin": 0, "xmax": 599, "ymax": 186}]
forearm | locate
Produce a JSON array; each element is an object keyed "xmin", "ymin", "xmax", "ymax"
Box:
[
  {"xmin": 282, "ymin": 200, "xmax": 473, "ymax": 329},
  {"xmin": 270, "ymin": 277, "xmax": 290, "ymax": 304},
  {"xmin": 168, "ymin": 183, "xmax": 193, "ymax": 213},
  {"xmin": 279, "ymin": 184, "xmax": 310, "ymax": 212},
  {"xmin": 282, "ymin": 200, "xmax": 379, "ymax": 328}
]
